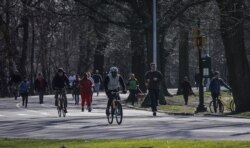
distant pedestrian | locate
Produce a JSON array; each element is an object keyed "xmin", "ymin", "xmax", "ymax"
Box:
[
  {"xmin": 19, "ymin": 76, "xmax": 30, "ymax": 108},
  {"xmin": 127, "ymin": 73, "xmax": 139, "ymax": 106},
  {"xmin": 194, "ymin": 72, "xmax": 200, "ymax": 89},
  {"xmin": 79, "ymin": 73, "xmax": 93, "ymax": 112},
  {"xmin": 145, "ymin": 63, "xmax": 163, "ymax": 116},
  {"xmin": 209, "ymin": 71, "xmax": 231, "ymax": 113},
  {"xmin": 92, "ymin": 70, "xmax": 102, "ymax": 96},
  {"xmin": 181, "ymin": 76, "xmax": 194, "ymax": 105},
  {"xmin": 72, "ymin": 74, "xmax": 80, "ymax": 105},
  {"xmin": 34, "ymin": 73, "xmax": 47, "ymax": 104}
]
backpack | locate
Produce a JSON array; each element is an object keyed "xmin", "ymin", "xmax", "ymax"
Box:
[{"xmin": 19, "ymin": 81, "xmax": 29, "ymax": 93}]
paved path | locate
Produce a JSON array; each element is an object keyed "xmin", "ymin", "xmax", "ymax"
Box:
[{"xmin": 0, "ymin": 92, "xmax": 250, "ymax": 140}]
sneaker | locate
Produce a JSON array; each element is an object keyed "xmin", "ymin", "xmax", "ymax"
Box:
[
  {"xmin": 88, "ymin": 108, "xmax": 92, "ymax": 112},
  {"xmin": 153, "ymin": 112, "xmax": 156, "ymax": 116},
  {"xmin": 64, "ymin": 109, "xmax": 68, "ymax": 113}
]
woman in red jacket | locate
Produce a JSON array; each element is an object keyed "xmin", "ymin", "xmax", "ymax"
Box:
[{"xmin": 79, "ymin": 73, "xmax": 93, "ymax": 112}]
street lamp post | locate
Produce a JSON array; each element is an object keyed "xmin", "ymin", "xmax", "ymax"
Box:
[
  {"xmin": 152, "ymin": 0, "xmax": 157, "ymax": 64},
  {"xmin": 196, "ymin": 19, "xmax": 207, "ymax": 113}
]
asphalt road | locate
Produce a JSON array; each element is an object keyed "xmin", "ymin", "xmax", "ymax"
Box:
[{"xmin": 0, "ymin": 92, "xmax": 250, "ymax": 140}]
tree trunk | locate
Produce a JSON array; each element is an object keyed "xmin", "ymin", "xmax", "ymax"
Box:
[
  {"xmin": 20, "ymin": 15, "xmax": 29, "ymax": 77},
  {"xmin": 177, "ymin": 27, "xmax": 189, "ymax": 95},
  {"xmin": 217, "ymin": 0, "xmax": 250, "ymax": 112}
]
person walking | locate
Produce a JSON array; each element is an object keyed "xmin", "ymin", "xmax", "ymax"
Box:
[
  {"xmin": 79, "ymin": 73, "xmax": 93, "ymax": 112},
  {"xmin": 92, "ymin": 70, "xmax": 102, "ymax": 96},
  {"xmin": 72, "ymin": 74, "xmax": 80, "ymax": 105},
  {"xmin": 34, "ymin": 73, "xmax": 47, "ymax": 104},
  {"xmin": 181, "ymin": 76, "xmax": 194, "ymax": 105},
  {"xmin": 209, "ymin": 71, "xmax": 231, "ymax": 113},
  {"xmin": 19, "ymin": 76, "xmax": 30, "ymax": 108},
  {"xmin": 127, "ymin": 73, "xmax": 139, "ymax": 106},
  {"xmin": 145, "ymin": 63, "xmax": 163, "ymax": 116}
]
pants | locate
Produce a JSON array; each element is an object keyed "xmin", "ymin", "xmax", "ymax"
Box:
[
  {"xmin": 212, "ymin": 92, "xmax": 221, "ymax": 113},
  {"xmin": 183, "ymin": 93, "xmax": 189, "ymax": 105},
  {"xmin": 128, "ymin": 89, "xmax": 137, "ymax": 105},
  {"xmin": 74, "ymin": 94, "xmax": 79, "ymax": 105},
  {"xmin": 94, "ymin": 83, "xmax": 101, "ymax": 96},
  {"xmin": 55, "ymin": 90, "xmax": 67, "ymax": 108},
  {"xmin": 20, "ymin": 93, "xmax": 28, "ymax": 108},
  {"xmin": 38, "ymin": 90, "xmax": 44, "ymax": 104},
  {"xmin": 106, "ymin": 90, "xmax": 120, "ymax": 108},
  {"xmin": 148, "ymin": 89, "xmax": 159, "ymax": 112},
  {"xmin": 81, "ymin": 92, "xmax": 92, "ymax": 108}
]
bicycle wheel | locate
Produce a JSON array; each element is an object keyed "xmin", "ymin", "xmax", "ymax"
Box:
[
  {"xmin": 230, "ymin": 100, "xmax": 236, "ymax": 112},
  {"xmin": 58, "ymin": 99, "xmax": 62, "ymax": 117},
  {"xmin": 107, "ymin": 105, "xmax": 113, "ymax": 124},
  {"xmin": 218, "ymin": 100, "xmax": 224, "ymax": 113},
  {"xmin": 115, "ymin": 102, "xmax": 123, "ymax": 125}
]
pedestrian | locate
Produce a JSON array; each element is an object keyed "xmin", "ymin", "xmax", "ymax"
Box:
[
  {"xmin": 209, "ymin": 71, "xmax": 231, "ymax": 113},
  {"xmin": 19, "ymin": 76, "xmax": 30, "ymax": 108},
  {"xmin": 79, "ymin": 72, "xmax": 93, "ymax": 112},
  {"xmin": 194, "ymin": 72, "xmax": 200, "ymax": 90},
  {"xmin": 181, "ymin": 76, "xmax": 194, "ymax": 105},
  {"xmin": 92, "ymin": 70, "xmax": 102, "ymax": 96},
  {"xmin": 127, "ymin": 73, "xmax": 139, "ymax": 106},
  {"xmin": 34, "ymin": 73, "xmax": 47, "ymax": 104},
  {"xmin": 9, "ymin": 70, "xmax": 22, "ymax": 100},
  {"xmin": 87, "ymin": 72, "xmax": 95, "ymax": 105},
  {"xmin": 72, "ymin": 74, "xmax": 80, "ymax": 105},
  {"xmin": 145, "ymin": 63, "xmax": 163, "ymax": 116}
]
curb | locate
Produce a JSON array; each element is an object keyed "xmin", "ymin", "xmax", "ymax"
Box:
[{"xmin": 125, "ymin": 104, "xmax": 250, "ymax": 119}]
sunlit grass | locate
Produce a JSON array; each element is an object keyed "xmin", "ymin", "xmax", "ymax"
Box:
[{"xmin": 1, "ymin": 139, "xmax": 250, "ymax": 148}]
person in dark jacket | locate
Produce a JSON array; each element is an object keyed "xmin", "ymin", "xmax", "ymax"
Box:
[
  {"xmin": 34, "ymin": 73, "xmax": 47, "ymax": 104},
  {"xmin": 9, "ymin": 71, "xmax": 22, "ymax": 100},
  {"xmin": 209, "ymin": 71, "xmax": 231, "ymax": 113},
  {"xmin": 52, "ymin": 68, "xmax": 70, "ymax": 112},
  {"xmin": 181, "ymin": 76, "xmax": 194, "ymax": 105},
  {"xmin": 92, "ymin": 70, "xmax": 102, "ymax": 96},
  {"xmin": 104, "ymin": 67, "xmax": 126, "ymax": 115},
  {"xmin": 19, "ymin": 76, "xmax": 30, "ymax": 108},
  {"xmin": 145, "ymin": 63, "xmax": 163, "ymax": 116}
]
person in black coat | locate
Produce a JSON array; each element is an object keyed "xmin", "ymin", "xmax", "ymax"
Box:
[
  {"xmin": 34, "ymin": 73, "xmax": 47, "ymax": 104},
  {"xmin": 181, "ymin": 76, "xmax": 194, "ymax": 105}
]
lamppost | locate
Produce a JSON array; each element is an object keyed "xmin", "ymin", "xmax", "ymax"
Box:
[
  {"xmin": 195, "ymin": 19, "xmax": 207, "ymax": 112},
  {"xmin": 152, "ymin": 0, "xmax": 157, "ymax": 64}
]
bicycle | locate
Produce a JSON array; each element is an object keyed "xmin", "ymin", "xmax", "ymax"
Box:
[
  {"xmin": 106, "ymin": 91, "xmax": 123, "ymax": 125},
  {"xmin": 209, "ymin": 91, "xmax": 235, "ymax": 113},
  {"xmin": 56, "ymin": 88, "xmax": 67, "ymax": 117}
]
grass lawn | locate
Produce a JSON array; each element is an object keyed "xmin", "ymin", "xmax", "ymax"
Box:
[{"xmin": 1, "ymin": 139, "xmax": 250, "ymax": 148}]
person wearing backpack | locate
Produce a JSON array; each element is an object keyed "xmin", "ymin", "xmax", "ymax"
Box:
[{"xmin": 19, "ymin": 76, "xmax": 30, "ymax": 108}]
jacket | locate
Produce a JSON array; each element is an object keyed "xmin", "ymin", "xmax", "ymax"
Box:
[
  {"xmin": 209, "ymin": 77, "xmax": 231, "ymax": 94},
  {"xmin": 52, "ymin": 74, "xmax": 69, "ymax": 89}
]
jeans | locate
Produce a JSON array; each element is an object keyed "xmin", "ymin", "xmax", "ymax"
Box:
[
  {"xmin": 148, "ymin": 89, "xmax": 159, "ymax": 112},
  {"xmin": 94, "ymin": 83, "xmax": 101, "ymax": 96},
  {"xmin": 38, "ymin": 90, "xmax": 44, "ymax": 104},
  {"xmin": 212, "ymin": 92, "xmax": 221, "ymax": 113},
  {"xmin": 128, "ymin": 89, "xmax": 137, "ymax": 105}
]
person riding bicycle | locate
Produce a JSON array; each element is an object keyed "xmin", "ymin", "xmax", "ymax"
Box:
[
  {"xmin": 52, "ymin": 68, "xmax": 70, "ymax": 113},
  {"xmin": 209, "ymin": 71, "xmax": 231, "ymax": 113},
  {"xmin": 104, "ymin": 67, "xmax": 126, "ymax": 115}
]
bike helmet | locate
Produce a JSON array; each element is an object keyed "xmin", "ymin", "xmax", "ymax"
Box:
[{"xmin": 110, "ymin": 67, "xmax": 118, "ymax": 73}]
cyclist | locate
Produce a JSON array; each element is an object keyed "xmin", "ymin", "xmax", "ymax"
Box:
[
  {"xmin": 52, "ymin": 68, "xmax": 70, "ymax": 113},
  {"xmin": 209, "ymin": 71, "xmax": 231, "ymax": 113},
  {"xmin": 104, "ymin": 67, "xmax": 126, "ymax": 115}
]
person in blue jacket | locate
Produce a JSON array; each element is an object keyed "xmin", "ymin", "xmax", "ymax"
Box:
[
  {"xmin": 19, "ymin": 76, "xmax": 30, "ymax": 108},
  {"xmin": 209, "ymin": 71, "xmax": 231, "ymax": 113}
]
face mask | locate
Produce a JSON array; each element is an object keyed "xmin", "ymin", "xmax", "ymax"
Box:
[{"xmin": 111, "ymin": 72, "xmax": 117, "ymax": 78}]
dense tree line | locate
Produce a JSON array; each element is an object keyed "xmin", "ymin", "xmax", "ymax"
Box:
[{"xmin": 0, "ymin": 0, "xmax": 250, "ymax": 112}]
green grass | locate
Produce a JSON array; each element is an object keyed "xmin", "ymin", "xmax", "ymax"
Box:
[
  {"xmin": 158, "ymin": 105, "xmax": 196, "ymax": 113},
  {"xmin": 1, "ymin": 139, "xmax": 250, "ymax": 148}
]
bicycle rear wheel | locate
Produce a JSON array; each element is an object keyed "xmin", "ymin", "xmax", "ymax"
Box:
[
  {"xmin": 107, "ymin": 105, "xmax": 113, "ymax": 124},
  {"xmin": 230, "ymin": 100, "xmax": 236, "ymax": 112},
  {"xmin": 115, "ymin": 102, "xmax": 123, "ymax": 125}
]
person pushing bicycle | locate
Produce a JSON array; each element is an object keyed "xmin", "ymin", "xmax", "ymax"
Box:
[
  {"xmin": 209, "ymin": 71, "xmax": 231, "ymax": 113},
  {"xmin": 104, "ymin": 67, "xmax": 126, "ymax": 115},
  {"xmin": 52, "ymin": 68, "xmax": 70, "ymax": 113}
]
